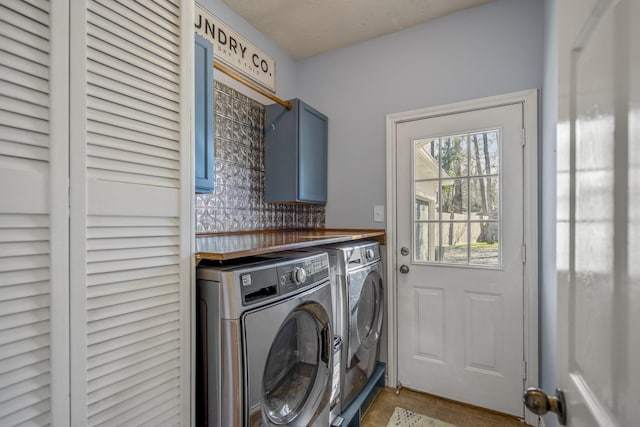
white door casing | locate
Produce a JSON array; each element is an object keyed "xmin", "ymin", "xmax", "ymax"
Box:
[
  {"xmin": 556, "ymin": 0, "xmax": 639, "ymax": 425},
  {"xmin": 386, "ymin": 90, "xmax": 538, "ymax": 420}
]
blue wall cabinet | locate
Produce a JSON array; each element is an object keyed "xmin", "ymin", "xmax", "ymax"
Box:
[
  {"xmin": 265, "ymin": 99, "xmax": 328, "ymax": 204},
  {"xmin": 194, "ymin": 33, "xmax": 214, "ymax": 193}
]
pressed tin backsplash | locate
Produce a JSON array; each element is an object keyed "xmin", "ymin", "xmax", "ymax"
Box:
[{"xmin": 195, "ymin": 81, "xmax": 325, "ymax": 233}]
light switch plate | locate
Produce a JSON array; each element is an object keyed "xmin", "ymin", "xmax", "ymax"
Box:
[{"xmin": 373, "ymin": 205, "xmax": 384, "ymax": 222}]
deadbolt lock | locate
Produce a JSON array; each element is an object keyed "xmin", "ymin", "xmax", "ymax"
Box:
[{"xmin": 400, "ymin": 247, "xmax": 409, "ymax": 256}]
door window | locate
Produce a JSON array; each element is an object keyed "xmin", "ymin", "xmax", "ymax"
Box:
[
  {"xmin": 262, "ymin": 310, "xmax": 320, "ymax": 424},
  {"xmin": 413, "ymin": 130, "xmax": 501, "ymax": 266}
]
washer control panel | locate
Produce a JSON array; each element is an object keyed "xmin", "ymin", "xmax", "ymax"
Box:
[{"xmin": 277, "ymin": 254, "xmax": 329, "ymax": 295}]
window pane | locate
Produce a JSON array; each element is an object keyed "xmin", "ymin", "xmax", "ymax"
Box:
[
  {"xmin": 440, "ymin": 179, "xmax": 468, "ymax": 218},
  {"xmin": 470, "ymin": 178, "xmax": 499, "ymax": 220},
  {"xmin": 470, "ymin": 130, "xmax": 499, "ymax": 176},
  {"xmin": 414, "ymin": 222, "xmax": 439, "ymax": 262},
  {"xmin": 415, "ymin": 181, "xmax": 438, "ymax": 220},
  {"xmin": 440, "ymin": 222, "xmax": 468, "ymax": 264},
  {"xmin": 440, "ymin": 134, "xmax": 468, "ymax": 177},
  {"xmin": 470, "ymin": 222, "xmax": 499, "ymax": 265},
  {"xmin": 415, "ymin": 138, "xmax": 440, "ymax": 180}
]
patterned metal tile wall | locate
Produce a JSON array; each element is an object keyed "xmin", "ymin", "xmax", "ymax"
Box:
[{"xmin": 195, "ymin": 81, "xmax": 326, "ymax": 233}]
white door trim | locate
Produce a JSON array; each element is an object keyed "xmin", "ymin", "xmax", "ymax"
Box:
[{"xmin": 385, "ymin": 89, "xmax": 538, "ymax": 421}]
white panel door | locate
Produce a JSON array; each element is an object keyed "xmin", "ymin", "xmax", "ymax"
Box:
[
  {"xmin": 396, "ymin": 99, "xmax": 530, "ymax": 416},
  {"xmin": 69, "ymin": 0, "xmax": 192, "ymax": 425},
  {"xmin": 0, "ymin": 0, "xmax": 69, "ymax": 425},
  {"xmin": 555, "ymin": 0, "xmax": 640, "ymax": 425}
]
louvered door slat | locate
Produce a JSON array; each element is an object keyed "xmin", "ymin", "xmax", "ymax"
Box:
[
  {"xmin": 87, "ymin": 108, "xmax": 178, "ymax": 141},
  {"xmin": 0, "ymin": 1, "xmax": 49, "ymax": 27},
  {"xmin": 87, "ymin": 122, "xmax": 179, "ymax": 153},
  {"xmin": 87, "ymin": 27, "xmax": 179, "ymax": 79},
  {"xmin": 94, "ymin": 0, "xmax": 180, "ymax": 42},
  {"xmin": 89, "ymin": 378, "xmax": 179, "ymax": 427},
  {"xmin": 0, "ymin": 64, "xmax": 48, "ymax": 96},
  {"xmin": 87, "ymin": 132, "xmax": 180, "ymax": 163},
  {"xmin": 1, "ymin": 37, "xmax": 48, "ymax": 69},
  {"xmin": 0, "ymin": 7, "xmax": 49, "ymax": 39},
  {"xmin": 0, "ymin": 22, "xmax": 48, "ymax": 54},
  {"xmin": 87, "ymin": 329, "xmax": 180, "ymax": 370},
  {"xmin": 126, "ymin": 0, "xmax": 180, "ymax": 34},
  {"xmin": 88, "ymin": 4, "xmax": 179, "ymax": 61},
  {"xmin": 89, "ymin": 84, "xmax": 179, "ymax": 123},
  {"xmin": 87, "ymin": 302, "xmax": 180, "ymax": 335},
  {"xmin": 0, "ymin": 396, "xmax": 50, "ymax": 427},
  {"xmin": 87, "ymin": 321, "xmax": 179, "ymax": 359},
  {"xmin": 0, "ymin": 50, "xmax": 48, "ymax": 81},
  {"xmin": 87, "ymin": 245, "xmax": 179, "ymax": 263},
  {"xmin": 87, "ymin": 53, "xmax": 179, "ymax": 95},
  {"xmin": 87, "ymin": 236, "xmax": 180, "ymax": 251},
  {"xmin": 87, "ymin": 95, "xmax": 178, "ymax": 131},
  {"xmin": 0, "ymin": 82, "xmax": 48, "ymax": 112},
  {"xmin": 88, "ymin": 72, "xmax": 179, "ymax": 114}
]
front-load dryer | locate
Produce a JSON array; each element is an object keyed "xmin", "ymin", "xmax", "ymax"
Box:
[
  {"xmin": 318, "ymin": 241, "xmax": 384, "ymax": 409},
  {"xmin": 196, "ymin": 252, "xmax": 333, "ymax": 427}
]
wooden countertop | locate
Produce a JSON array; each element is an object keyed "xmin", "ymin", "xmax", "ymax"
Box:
[{"xmin": 195, "ymin": 228, "xmax": 385, "ymax": 263}]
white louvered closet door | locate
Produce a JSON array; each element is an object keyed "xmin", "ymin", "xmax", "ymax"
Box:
[
  {"xmin": 0, "ymin": 0, "xmax": 70, "ymax": 425},
  {"xmin": 69, "ymin": 0, "xmax": 192, "ymax": 425}
]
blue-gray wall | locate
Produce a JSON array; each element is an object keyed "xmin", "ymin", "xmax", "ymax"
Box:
[
  {"xmin": 296, "ymin": 0, "xmax": 544, "ymax": 229},
  {"xmin": 541, "ymin": 0, "xmax": 558, "ymax": 425}
]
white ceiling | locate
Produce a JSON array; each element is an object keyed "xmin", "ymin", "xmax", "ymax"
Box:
[{"xmin": 222, "ymin": 0, "xmax": 494, "ymax": 60}]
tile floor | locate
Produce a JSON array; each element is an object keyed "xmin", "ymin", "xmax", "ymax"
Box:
[{"xmin": 360, "ymin": 387, "xmax": 531, "ymax": 427}]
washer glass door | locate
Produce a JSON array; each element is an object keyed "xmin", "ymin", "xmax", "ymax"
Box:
[{"xmin": 262, "ymin": 306, "xmax": 331, "ymax": 425}]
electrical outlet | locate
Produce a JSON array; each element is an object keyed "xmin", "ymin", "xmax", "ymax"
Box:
[{"xmin": 373, "ymin": 205, "xmax": 385, "ymax": 222}]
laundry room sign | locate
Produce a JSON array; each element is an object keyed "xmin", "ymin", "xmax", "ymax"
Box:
[{"xmin": 195, "ymin": 3, "xmax": 276, "ymax": 93}]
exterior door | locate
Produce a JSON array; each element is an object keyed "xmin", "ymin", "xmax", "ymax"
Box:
[
  {"xmin": 555, "ymin": 0, "xmax": 640, "ymax": 425},
  {"xmin": 395, "ymin": 100, "xmax": 529, "ymax": 416}
]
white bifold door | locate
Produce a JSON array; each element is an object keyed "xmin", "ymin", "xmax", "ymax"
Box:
[{"xmin": 0, "ymin": 0, "xmax": 193, "ymax": 425}]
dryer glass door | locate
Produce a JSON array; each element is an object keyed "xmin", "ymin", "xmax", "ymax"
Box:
[
  {"xmin": 349, "ymin": 268, "xmax": 384, "ymax": 361},
  {"xmin": 262, "ymin": 306, "xmax": 330, "ymax": 425}
]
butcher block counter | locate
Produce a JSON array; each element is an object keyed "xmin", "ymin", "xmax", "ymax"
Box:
[{"xmin": 195, "ymin": 228, "xmax": 385, "ymax": 263}]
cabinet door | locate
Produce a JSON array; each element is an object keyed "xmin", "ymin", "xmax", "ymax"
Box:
[
  {"xmin": 194, "ymin": 34, "xmax": 214, "ymax": 193},
  {"xmin": 298, "ymin": 102, "xmax": 328, "ymax": 203}
]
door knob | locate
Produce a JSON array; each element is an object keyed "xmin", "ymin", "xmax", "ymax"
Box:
[
  {"xmin": 523, "ymin": 387, "xmax": 567, "ymax": 425},
  {"xmin": 399, "ymin": 265, "xmax": 409, "ymax": 274},
  {"xmin": 400, "ymin": 247, "xmax": 410, "ymax": 256}
]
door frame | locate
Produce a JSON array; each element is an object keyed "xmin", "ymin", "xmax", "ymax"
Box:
[{"xmin": 385, "ymin": 89, "xmax": 539, "ymax": 422}]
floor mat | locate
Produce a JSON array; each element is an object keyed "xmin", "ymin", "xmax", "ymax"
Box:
[{"xmin": 385, "ymin": 407, "xmax": 457, "ymax": 427}]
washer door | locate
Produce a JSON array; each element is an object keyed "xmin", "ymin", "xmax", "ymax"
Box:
[{"xmin": 244, "ymin": 284, "xmax": 332, "ymax": 427}]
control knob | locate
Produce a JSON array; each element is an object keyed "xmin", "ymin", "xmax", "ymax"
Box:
[
  {"xmin": 291, "ymin": 267, "xmax": 307, "ymax": 284},
  {"xmin": 365, "ymin": 249, "xmax": 375, "ymax": 260}
]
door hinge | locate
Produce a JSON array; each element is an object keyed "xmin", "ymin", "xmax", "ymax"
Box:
[
  {"xmin": 521, "ymin": 128, "xmax": 526, "ymax": 147},
  {"xmin": 522, "ymin": 360, "xmax": 528, "ymax": 380},
  {"xmin": 521, "ymin": 244, "xmax": 526, "ymax": 263}
]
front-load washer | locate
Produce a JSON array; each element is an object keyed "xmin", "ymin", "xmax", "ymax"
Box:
[
  {"xmin": 196, "ymin": 251, "xmax": 333, "ymax": 427},
  {"xmin": 318, "ymin": 241, "xmax": 384, "ymax": 409}
]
